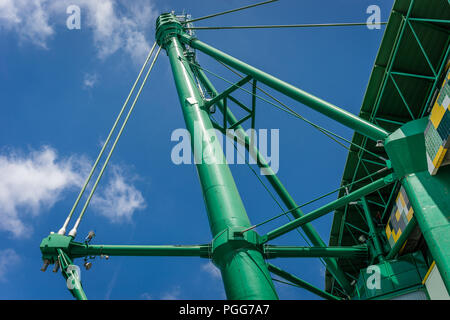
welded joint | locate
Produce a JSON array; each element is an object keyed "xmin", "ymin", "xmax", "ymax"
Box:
[{"xmin": 210, "ymin": 227, "xmax": 261, "ymax": 262}]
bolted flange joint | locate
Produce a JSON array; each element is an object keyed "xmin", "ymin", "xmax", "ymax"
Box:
[
  {"xmin": 155, "ymin": 13, "xmax": 184, "ymax": 47},
  {"xmin": 210, "ymin": 227, "xmax": 262, "ymax": 265},
  {"xmin": 40, "ymin": 234, "xmax": 72, "ymax": 265},
  {"xmin": 40, "ymin": 233, "xmax": 87, "ymax": 268}
]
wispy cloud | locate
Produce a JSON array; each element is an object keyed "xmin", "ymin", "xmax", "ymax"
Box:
[
  {"xmin": 0, "ymin": 249, "xmax": 20, "ymax": 281},
  {"xmin": 91, "ymin": 166, "xmax": 146, "ymax": 223},
  {"xmin": 140, "ymin": 292, "xmax": 152, "ymax": 300},
  {"xmin": 0, "ymin": 0, "xmax": 54, "ymax": 48},
  {"xmin": 0, "ymin": 0, "xmax": 158, "ymax": 64},
  {"xmin": 201, "ymin": 261, "xmax": 221, "ymax": 279},
  {"xmin": 161, "ymin": 286, "xmax": 181, "ymax": 300},
  {"xmin": 0, "ymin": 146, "xmax": 145, "ymax": 237},
  {"xmin": 83, "ymin": 72, "xmax": 98, "ymax": 89},
  {"xmin": 140, "ymin": 286, "xmax": 182, "ymax": 300},
  {"xmin": 0, "ymin": 146, "xmax": 88, "ymax": 237},
  {"xmin": 104, "ymin": 263, "xmax": 121, "ymax": 300}
]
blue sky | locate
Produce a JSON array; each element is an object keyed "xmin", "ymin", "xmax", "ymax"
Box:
[{"xmin": 0, "ymin": 0, "xmax": 393, "ymax": 300}]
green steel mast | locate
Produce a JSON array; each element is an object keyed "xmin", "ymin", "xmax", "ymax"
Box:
[{"xmin": 154, "ymin": 13, "xmax": 278, "ymax": 300}]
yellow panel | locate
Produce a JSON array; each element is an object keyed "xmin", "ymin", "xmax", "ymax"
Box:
[
  {"xmin": 432, "ymin": 146, "xmax": 448, "ymax": 168},
  {"xmin": 395, "ymin": 209, "xmax": 401, "ymax": 222},
  {"xmin": 393, "ymin": 229, "xmax": 402, "ymax": 242},
  {"xmin": 430, "ymin": 103, "xmax": 446, "ymax": 129},
  {"xmin": 407, "ymin": 207, "xmax": 414, "ymax": 222},
  {"xmin": 422, "ymin": 261, "xmax": 436, "ymax": 285},
  {"xmin": 385, "ymin": 224, "xmax": 392, "ymax": 239},
  {"xmin": 399, "ymin": 192, "xmax": 406, "ymax": 209}
]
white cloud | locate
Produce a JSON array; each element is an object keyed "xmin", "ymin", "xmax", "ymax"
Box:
[
  {"xmin": 83, "ymin": 72, "xmax": 98, "ymax": 88},
  {"xmin": 202, "ymin": 261, "xmax": 221, "ymax": 279},
  {"xmin": 0, "ymin": 249, "xmax": 20, "ymax": 281},
  {"xmin": 91, "ymin": 166, "xmax": 146, "ymax": 223},
  {"xmin": 0, "ymin": 146, "xmax": 145, "ymax": 237},
  {"xmin": 0, "ymin": 0, "xmax": 158, "ymax": 63},
  {"xmin": 140, "ymin": 292, "xmax": 152, "ymax": 300},
  {"xmin": 161, "ymin": 286, "xmax": 181, "ymax": 300},
  {"xmin": 0, "ymin": 146, "xmax": 87, "ymax": 237},
  {"xmin": 0, "ymin": 0, "xmax": 54, "ymax": 48}
]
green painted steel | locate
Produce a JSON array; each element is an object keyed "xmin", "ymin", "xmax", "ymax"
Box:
[
  {"xmin": 70, "ymin": 244, "xmax": 210, "ymax": 258},
  {"xmin": 382, "ymin": 117, "xmax": 450, "ymax": 294},
  {"xmin": 40, "ymin": 234, "xmax": 210, "ymax": 258},
  {"xmin": 352, "ymin": 251, "xmax": 428, "ymax": 300},
  {"xmin": 384, "ymin": 118, "xmax": 429, "ymax": 177},
  {"xmin": 204, "ymin": 75, "xmax": 252, "ymax": 108},
  {"xmin": 267, "ymin": 264, "xmax": 341, "ymax": 300},
  {"xmin": 56, "ymin": 249, "xmax": 87, "ymax": 300},
  {"xmin": 156, "ymin": 13, "xmax": 278, "ymax": 300},
  {"xmin": 195, "ymin": 67, "xmax": 353, "ymax": 294},
  {"xmin": 401, "ymin": 171, "xmax": 450, "ymax": 293},
  {"xmin": 360, "ymin": 196, "xmax": 385, "ymax": 262},
  {"xmin": 264, "ymin": 245, "xmax": 368, "ymax": 259},
  {"xmin": 180, "ymin": 34, "xmax": 389, "ymax": 141},
  {"xmin": 262, "ymin": 174, "xmax": 396, "ymax": 243}
]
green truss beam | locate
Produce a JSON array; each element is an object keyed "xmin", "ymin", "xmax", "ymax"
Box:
[{"xmin": 261, "ymin": 174, "xmax": 396, "ymax": 243}]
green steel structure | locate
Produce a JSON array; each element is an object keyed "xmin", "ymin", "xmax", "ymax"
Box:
[{"xmin": 40, "ymin": 0, "xmax": 450, "ymax": 300}]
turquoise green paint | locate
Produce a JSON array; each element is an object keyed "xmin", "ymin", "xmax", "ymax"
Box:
[
  {"xmin": 180, "ymin": 34, "xmax": 389, "ymax": 141},
  {"xmin": 352, "ymin": 252, "xmax": 428, "ymax": 300},
  {"xmin": 195, "ymin": 66, "xmax": 352, "ymax": 294},
  {"xmin": 156, "ymin": 13, "xmax": 278, "ymax": 300},
  {"xmin": 384, "ymin": 118, "xmax": 428, "ymax": 176},
  {"xmin": 402, "ymin": 170, "xmax": 450, "ymax": 293}
]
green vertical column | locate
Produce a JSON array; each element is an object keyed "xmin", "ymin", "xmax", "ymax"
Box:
[
  {"xmin": 360, "ymin": 196, "xmax": 385, "ymax": 263},
  {"xmin": 156, "ymin": 14, "xmax": 278, "ymax": 300},
  {"xmin": 401, "ymin": 172, "xmax": 450, "ymax": 293},
  {"xmin": 384, "ymin": 118, "xmax": 450, "ymax": 293}
]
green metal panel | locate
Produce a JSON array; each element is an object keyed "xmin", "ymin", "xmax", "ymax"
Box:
[
  {"xmin": 384, "ymin": 118, "xmax": 429, "ymax": 176},
  {"xmin": 401, "ymin": 169, "xmax": 450, "ymax": 292},
  {"xmin": 360, "ymin": 197, "xmax": 385, "ymax": 263},
  {"xmin": 353, "ymin": 251, "xmax": 428, "ymax": 300}
]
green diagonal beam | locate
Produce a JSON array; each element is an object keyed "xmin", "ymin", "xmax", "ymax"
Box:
[
  {"xmin": 180, "ymin": 33, "xmax": 389, "ymax": 141},
  {"xmin": 267, "ymin": 263, "xmax": 341, "ymax": 300},
  {"xmin": 204, "ymin": 75, "xmax": 252, "ymax": 108},
  {"xmin": 261, "ymin": 174, "xmax": 396, "ymax": 243}
]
